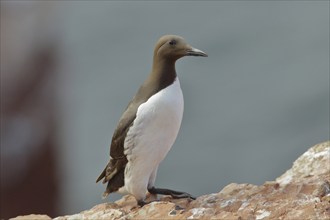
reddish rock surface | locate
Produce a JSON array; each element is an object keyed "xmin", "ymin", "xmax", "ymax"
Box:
[{"xmin": 11, "ymin": 141, "xmax": 330, "ymax": 220}]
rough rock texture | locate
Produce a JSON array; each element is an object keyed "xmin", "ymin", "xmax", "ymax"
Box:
[{"xmin": 12, "ymin": 141, "xmax": 330, "ymax": 220}]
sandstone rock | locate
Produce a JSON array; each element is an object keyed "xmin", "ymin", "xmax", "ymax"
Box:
[
  {"xmin": 276, "ymin": 141, "xmax": 330, "ymax": 184},
  {"xmin": 12, "ymin": 141, "xmax": 330, "ymax": 220}
]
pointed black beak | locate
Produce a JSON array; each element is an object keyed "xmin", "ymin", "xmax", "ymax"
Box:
[{"xmin": 186, "ymin": 47, "xmax": 208, "ymax": 57}]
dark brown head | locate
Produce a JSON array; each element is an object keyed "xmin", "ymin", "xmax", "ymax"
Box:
[{"xmin": 153, "ymin": 35, "xmax": 208, "ymax": 62}]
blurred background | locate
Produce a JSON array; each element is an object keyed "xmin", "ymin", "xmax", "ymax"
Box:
[{"xmin": 1, "ymin": 1, "xmax": 329, "ymax": 218}]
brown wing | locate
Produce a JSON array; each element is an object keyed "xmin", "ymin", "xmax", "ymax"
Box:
[
  {"xmin": 109, "ymin": 103, "xmax": 138, "ymax": 159},
  {"xmin": 96, "ymin": 93, "xmax": 143, "ymax": 196},
  {"xmin": 95, "ymin": 103, "xmax": 137, "ymax": 179},
  {"xmin": 109, "ymin": 81, "xmax": 157, "ymax": 159},
  {"xmin": 96, "ymin": 79, "xmax": 164, "ymax": 196}
]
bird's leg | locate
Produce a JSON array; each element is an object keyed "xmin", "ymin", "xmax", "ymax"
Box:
[
  {"xmin": 136, "ymin": 191, "xmax": 160, "ymax": 207},
  {"xmin": 148, "ymin": 187, "xmax": 196, "ymax": 200},
  {"xmin": 137, "ymin": 199, "xmax": 148, "ymax": 207}
]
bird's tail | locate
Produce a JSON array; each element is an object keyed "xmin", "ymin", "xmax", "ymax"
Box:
[
  {"xmin": 96, "ymin": 163, "xmax": 112, "ymax": 199},
  {"xmin": 96, "ymin": 161, "xmax": 117, "ymax": 183},
  {"xmin": 96, "ymin": 158, "xmax": 127, "ymax": 198},
  {"xmin": 96, "ymin": 166, "xmax": 106, "ymax": 183}
]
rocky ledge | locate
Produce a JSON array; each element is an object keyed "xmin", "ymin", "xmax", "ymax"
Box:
[{"xmin": 12, "ymin": 141, "xmax": 330, "ymax": 220}]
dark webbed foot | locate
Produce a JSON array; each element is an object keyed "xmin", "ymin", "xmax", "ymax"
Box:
[{"xmin": 148, "ymin": 187, "xmax": 196, "ymax": 200}]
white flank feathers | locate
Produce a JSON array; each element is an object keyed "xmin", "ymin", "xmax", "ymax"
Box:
[{"xmin": 120, "ymin": 77, "xmax": 184, "ymax": 200}]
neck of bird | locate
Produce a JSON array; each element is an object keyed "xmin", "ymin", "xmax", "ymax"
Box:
[{"xmin": 150, "ymin": 56, "xmax": 177, "ymax": 84}]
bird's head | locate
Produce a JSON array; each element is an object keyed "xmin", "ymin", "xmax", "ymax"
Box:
[{"xmin": 153, "ymin": 35, "xmax": 208, "ymax": 61}]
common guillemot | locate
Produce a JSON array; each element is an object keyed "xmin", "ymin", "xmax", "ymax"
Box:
[{"xmin": 96, "ymin": 35, "xmax": 207, "ymax": 206}]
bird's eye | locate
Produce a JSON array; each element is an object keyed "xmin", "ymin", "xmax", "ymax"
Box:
[{"xmin": 169, "ymin": 40, "xmax": 177, "ymax": 46}]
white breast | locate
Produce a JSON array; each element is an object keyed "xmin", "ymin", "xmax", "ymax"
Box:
[
  {"xmin": 125, "ymin": 76, "xmax": 184, "ymax": 161},
  {"xmin": 122, "ymin": 77, "xmax": 184, "ymax": 199}
]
